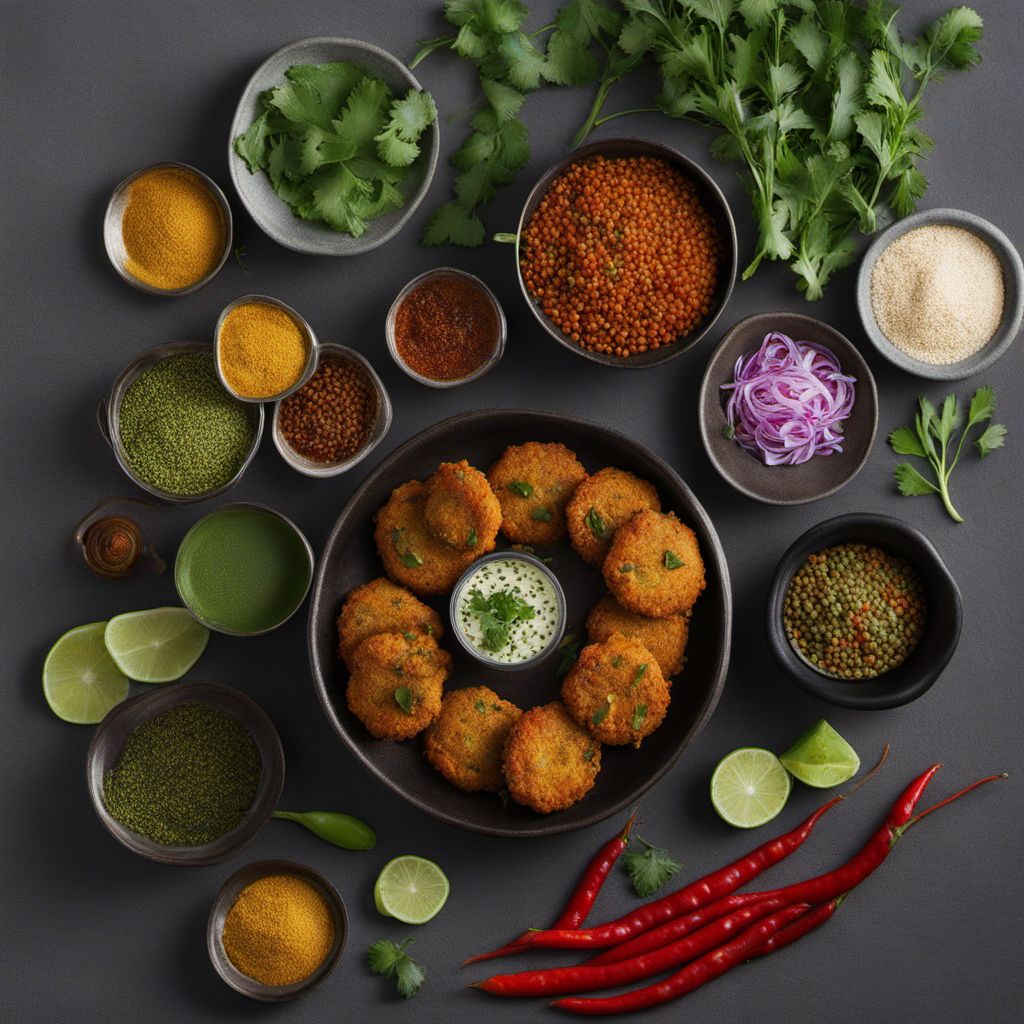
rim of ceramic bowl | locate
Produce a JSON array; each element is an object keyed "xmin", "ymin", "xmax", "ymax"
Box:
[
  {"xmin": 99, "ymin": 340, "xmax": 264, "ymax": 505},
  {"xmin": 174, "ymin": 502, "xmax": 315, "ymax": 637},
  {"xmin": 385, "ymin": 267, "xmax": 507, "ymax": 387},
  {"xmin": 103, "ymin": 162, "xmax": 233, "ymax": 296}
]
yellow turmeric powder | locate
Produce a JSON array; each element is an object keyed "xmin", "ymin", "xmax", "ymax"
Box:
[
  {"xmin": 121, "ymin": 166, "xmax": 226, "ymax": 290},
  {"xmin": 218, "ymin": 300, "xmax": 309, "ymax": 399},
  {"xmin": 222, "ymin": 873, "xmax": 335, "ymax": 987}
]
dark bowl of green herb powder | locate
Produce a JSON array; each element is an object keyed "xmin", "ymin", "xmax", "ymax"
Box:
[
  {"xmin": 100, "ymin": 341, "xmax": 263, "ymax": 503},
  {"xmin": 86, "ymin": 682, "xmax": 284, "ymax": 865},
  {"xmin": 766, "ymin": 513, "xmax": 962, "ymax": 710}
]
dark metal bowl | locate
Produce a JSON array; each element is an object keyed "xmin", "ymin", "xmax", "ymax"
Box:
[
  {"xmin": 765, "ymin": 513, "xmax": 962, "ymax": 709},
  {"xmin": 308, "ymin": 409, "xmax": 731, "ymax": 837},
  {"xmin": 508, "ymin": 137, "xmax": 738, "ymax": 368}
]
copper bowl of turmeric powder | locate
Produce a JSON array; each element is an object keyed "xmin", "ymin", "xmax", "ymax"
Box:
[
  {"xmin": 215, "ymin": 294, "xmax": 319, "ymax": 404},
  {"xmin": 207, "ymin": 859, "xmax": 347, "ymax": 1002},
  {"xmin": 103, "ymin": 162, "xmax": 233, "ymax": 296}
]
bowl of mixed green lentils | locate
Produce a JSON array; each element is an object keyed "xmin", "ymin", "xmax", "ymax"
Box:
[
  {"xmin": 765, "ymin": 513, "xmax": 962, "ymax": 710},
  {"xmin": 99, "ymin": 340, "xmax": 263, "ymax": 503}
]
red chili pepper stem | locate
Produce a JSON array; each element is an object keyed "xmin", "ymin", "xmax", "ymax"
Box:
[{"xmin": 897, "ymin": 772, "xmax": 1007, "ymax": 836}]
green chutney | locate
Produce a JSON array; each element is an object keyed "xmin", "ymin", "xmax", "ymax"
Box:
[{"xmin": 175, "ymin": 506, "xmax": 312, "ymax": 634}]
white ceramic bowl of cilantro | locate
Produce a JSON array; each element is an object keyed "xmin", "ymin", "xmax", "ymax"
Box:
[
  {"xmin": 450, "ymin": 551, "xmax": 566, "ymax": 672},
  {"xmin": 228, "ymin": 37, "xmax": 440, "ymax": 256}
]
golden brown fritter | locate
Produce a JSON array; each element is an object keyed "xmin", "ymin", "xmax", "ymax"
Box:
[
  {"xmin": 424, "ymin": 460, "xmax": 502, "ymax": 553},
  {"xmin": 346, "ymin": 631, "xmax": 451, "ymax": 741},
  {"xmin": 562, "ymin": 634, "xmax": 671, "ymax": 747},
  {"xmin": 423, "ymin": 686, "xmax": 522, "ymax": 793},
  {"xmin": 604, "ymin": 510, "xmax": 706, "ymax": 617},
  {"xmin": 502, "ymin": 701, "xmax": 601, "ymax": 813},
  {"xmin": 487, "ymin": 442, "xmax": 588, "ymax": 545},
  {"xmin": 374, "ymin": 480, "xmax": 478, "ymax": 596},
  {"xmin": 566, "ymin": 467, "xmax": 662, "ymax": 567},
  {"xmin": 586, "ymin": 594, "xmax": 689, "ymax": 678},
  {"xmin": 337, "ymin": 577, "xmax": 444, "ymax": 669}
]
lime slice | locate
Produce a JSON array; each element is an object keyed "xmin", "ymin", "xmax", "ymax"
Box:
[
  {"xmin": 373, "ymin": 855, "xmax": 450, "ymax": 925},
  {"xmin": 43, "ymin": 622, "xmax": 130, "ymax": 724},
  {"xmin": 711, "ymin": 747, "xmax": 792, "ymax": 828},
  {"xmin": 104, "ymin": 607, "xmax": 209, "ymax": 683},
  {"xmin": 780, "ymin": 720, "xmax": 860, "ymax": 788}
]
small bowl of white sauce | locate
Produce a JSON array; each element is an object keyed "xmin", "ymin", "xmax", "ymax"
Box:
[{"xmin": 450, "ymin": 551, "xmax": 566, "ymax": 671}]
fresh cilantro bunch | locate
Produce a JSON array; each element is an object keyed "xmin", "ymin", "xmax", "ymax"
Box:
[
  {"xmin": 233, "ymin": 61, "xmax": 436, "ymax": 237},
  {"xmin": 467, "ymin": 587, "xmax": 536, "ymax": 651},
  {"xmin": 624, "ymin": 836, "xmax": 683, "ymax": 897},
  {"xmin": 889, "ymin": 386, "xmax": 1006, "ymax": 523},
  {"xmin": 367, "ymin": 937, "xmax": 426, "ymax": 998}
]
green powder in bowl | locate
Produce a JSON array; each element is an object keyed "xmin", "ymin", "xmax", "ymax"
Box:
[{"xmin": 175, "ymin": 505, "xmax": 313, "ymax": 635}]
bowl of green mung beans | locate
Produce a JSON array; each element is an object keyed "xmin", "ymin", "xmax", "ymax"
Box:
[
  {"xmin": 99, "ymin": 340, "xmax": 264, "ymax": 504},
  {"xmin": 86, "ymin": 681, "xmax": 285, "ymax": 866}
]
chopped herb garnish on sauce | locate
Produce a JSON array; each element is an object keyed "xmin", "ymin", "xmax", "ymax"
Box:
[{"xmin": 467, "ymin": 587, "xmax": 536, "ymax": 653}]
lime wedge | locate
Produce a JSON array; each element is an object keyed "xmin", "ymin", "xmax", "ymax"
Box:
[
  {"xmin": 373, "ymin": 855, "xmax": 450, "ymax": 925},
  {"xmin": 711, "ymin": 747, "xmax": 792, "ymax": 828},
  {"xmin": 780, "ymin": 720, "xmax": 860, "ymax": 788},
  {"xmin": 43, "ymin": 622, "xmax": 130, "ymax": 724},
  {"xmin": 104, "ymin": 607, "xmax": 209, "ymax": 683}
]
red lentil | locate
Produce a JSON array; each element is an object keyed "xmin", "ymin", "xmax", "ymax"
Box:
[
  {"xmin": 278, "ymin": 354, "xmax": 377, "ymax": 464},
  {"xmin": 394, "ymin": 273, "xmax": 499, "ymax": 381},
  {"xmin": 520, "ymin": 154, "xmax": 721, "ymax": 357}
]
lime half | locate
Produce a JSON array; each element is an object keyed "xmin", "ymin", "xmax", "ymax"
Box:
[
  {"xmin": 711, "ymin": 747, "xmax": 792, "ymax": 828},
  {"xmin": 104, "ymin": 607, "xmax": 209, "ymax": 683},
  {"xmin": 780, "ymin": 720, "xmax": 860, "ymax": 788},
  {"xmin": 374, "ymin": 856, "xmax": 450, "ymax": 924},
  {"xmin": 43, "ymin": 622, "xmax": 130, "ymax": 724}
]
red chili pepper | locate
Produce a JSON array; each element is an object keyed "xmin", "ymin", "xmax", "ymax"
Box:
[
  {"xmin": 473, "ymin": 896, "xmax": 794, "ymax": 997},
  {"xmin": 472, "ymin": 792, "xmax": 842, "ymax": 958},
  {"xmin": 550, "ymin": 904, "xmax": 812, "ymax": 1016},
  {"xmin": 751, "ymin": 898, "xmax": 841, "ymax": 958}
]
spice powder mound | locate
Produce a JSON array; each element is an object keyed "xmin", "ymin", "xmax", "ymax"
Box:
[
  {"xmin": 218, "ymin": 301, "xmax": 308, "ymax": 399},
  {"xmin": 394, "ymin": 273, "xmax": 499, "ymax": 381},
  {"xmin": 278, "ymin": 353, "xmax": 378, "ymax": 464}
]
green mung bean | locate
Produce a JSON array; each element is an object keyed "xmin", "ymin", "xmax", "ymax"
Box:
[
  {"xmin": 118, "ymin": 352, "xmax": 254, "ymax": 496},
  {"xmin": 103, "ymin": 702, "xmax": 261, "ymax": 846},
  {"xmin": 783, "ymin": 543, "xmax": 926, "ymax": 680}
]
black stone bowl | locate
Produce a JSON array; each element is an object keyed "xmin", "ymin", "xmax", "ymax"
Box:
[
  {"xmin": 766, "ymin": 513, "xmax": 962, "ymax": 710},
  {"xmin": 308, "ymin": 410, "xmax": 732, "ymax": 837}
]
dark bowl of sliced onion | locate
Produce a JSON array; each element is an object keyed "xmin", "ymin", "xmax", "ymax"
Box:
[{"xmin": 698, "ymin": 312, "xmax": 878, "ymax": 506}]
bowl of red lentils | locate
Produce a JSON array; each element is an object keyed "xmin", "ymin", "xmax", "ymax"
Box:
[
  {"xmin": 272, "ymin": 344, "xmax": 392, "ymax": 478},
  {"xmin": 765, "ymin": 513, "xmax": 962, "ymax": 710},
  {"xmin": 511, "ymin": 137, "xmax": 737, "ymax": 368}
]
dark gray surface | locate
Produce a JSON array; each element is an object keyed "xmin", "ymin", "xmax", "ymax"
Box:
[{"xmin": 2, "ymin": 2, "xmax": 1021, "ymax": 1022}]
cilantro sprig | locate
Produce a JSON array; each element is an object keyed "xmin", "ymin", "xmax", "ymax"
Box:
[
  {"xmin": 889, "ymin": 386, "xmax": 1005, "ymax": 523},
  {"xmin": 467, "ymin": 587, "xmax": 536, "ymax": 651},
  {"xmin": 233, "ymin": 61, "xmax": 436, "ymax": 238},
  {"xmin": 623, "ymin": 836, "xmax": 683, "ymax": 898},
  {"xmin": 367, "ymin": 938, "xmax": 426, "ymax": 999}
]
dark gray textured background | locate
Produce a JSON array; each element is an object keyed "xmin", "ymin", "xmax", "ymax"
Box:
[{"xmin": 2, "ymin": 2, "xmax": 1022, "ymax": 1022}]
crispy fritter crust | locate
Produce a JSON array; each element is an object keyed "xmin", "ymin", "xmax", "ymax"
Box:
[
  {"xmin": 423, "ymin": 686, "xmax": 522, "ymax": 792},
  {"xmin": 374, "ymin": 480, "xmax": 477, "ymax": 596},
  {"xmin": 502, "ymin": 701, "xmax": 601, "ymax": 813},
  {"xmin": 586, "ymin": 594, "xmax": 689, "ymax": 678},
  {"xmin": 562, "ymin": 634, "xmax": 671, "ymax": 747},
  {"xmin": 604, "ymin": 510, "xmax": 705, "ymax": 617},
  {"xmin": 337, "ymin": 577, "xmax": 444, "ymax": 668},
  {"xmin": 424, "ymin": 460, "xmax": 502, "ymax": 553},
  {"xmin": 487, "ymin": 442, "xmax": 588, "ymax": 545},
  {"xmin": 566, "ymin": 467, "xmax": 661, "ymax": 567},
  {"xmin": 346, "ymin": 631, "xmax": 451, "ymax": 741}
]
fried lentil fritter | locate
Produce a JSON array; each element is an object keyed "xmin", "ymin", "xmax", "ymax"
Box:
[
  {"xmin": 424, "ymin": 459, "xmax": 502, "ymax": 553},
  {"xmin": 488, "ymin": 442, "xmax": 588, "ymax": 545},
  {"xmin": 346, "ymin": 631, "xmax": 451, "ymax": 741},
  {"xmin": 604, "ymin": 510, "xmax": 705, "ymax": 617},
  {"xmin": 423, "ymin": 686, "xmax": 522, "ymax": 793},
  {"xmin": 586, "ymin": 594, "xmax": 689, "ymax": 678},
  {"xmin": 502, "ymin": 701, "xmax": 601, "ymax": 813},
  {"xmin": 566, "ymin": 467, "xmax": 662, "ymax": 567}
]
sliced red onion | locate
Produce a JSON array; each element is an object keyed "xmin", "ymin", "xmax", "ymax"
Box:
[{"xmin": 721, "ymin": 332, "xmax": 856, "ymax": 466}]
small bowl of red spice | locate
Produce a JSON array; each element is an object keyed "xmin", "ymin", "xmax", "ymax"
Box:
[
  {"xmin": 272, "ymin": 344, "xmax": 392, "ymax": 478},
  {"xmin": 386, "ymin": 267, "xmax": 506, "ymax": 387}
]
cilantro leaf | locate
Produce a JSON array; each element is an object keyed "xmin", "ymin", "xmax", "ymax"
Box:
[
  {"xmin": 624, "ymin": 837, "xmax": 683, "ymax": 897},
  {"xmin": 467, "ymin": 588, "xmax": 535, "ymax": 652},
  {"xmin": 975, "ymin": 422, "xmax": 1006, "ymax": 458},
  {"xmin": 894, "ymin": 462, "xmax": 938, "ymax": 496},
  {"xmin": 422, "ymin": 201, "xmax": 486, "ymax": 247},
  {"xmin": 367, "ymin": 938, "xmax": 425, "ymax": 999},
  {"xmin": 233, "ymin": 110, "xmax": 272, "ymax": 172},
  {"xmin": 888, "ymin": 425, "xmax": 928, "ymax": 458},
  {"xmin": 394, "ymin": 686, "xmax": 414, "ymax": 714},
  {"xmin": 555, "ymin": 634, "xmax": 581, "ymax": 678}
]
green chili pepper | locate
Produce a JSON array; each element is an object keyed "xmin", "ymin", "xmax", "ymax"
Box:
[{"xmin": 272, "ymin": 809, "xmax": 377, "ymax": 851}]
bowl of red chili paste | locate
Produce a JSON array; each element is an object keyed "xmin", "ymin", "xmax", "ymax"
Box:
[{"xmin": 385, "ymin": 267, "xmax": 506, "ymax": 387}]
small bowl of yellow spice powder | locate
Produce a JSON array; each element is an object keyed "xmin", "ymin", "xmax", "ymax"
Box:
[
  {"xmin": 209, "ymin": 859, "xmax": 347, "ymax": 1001},
  {"xmin": 216, "ymin": 294, "xmax": 319, "ymax": 403},
  {"xmin": 104, "ymin": 162, "xmax": 232, "ymax": 296}
]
